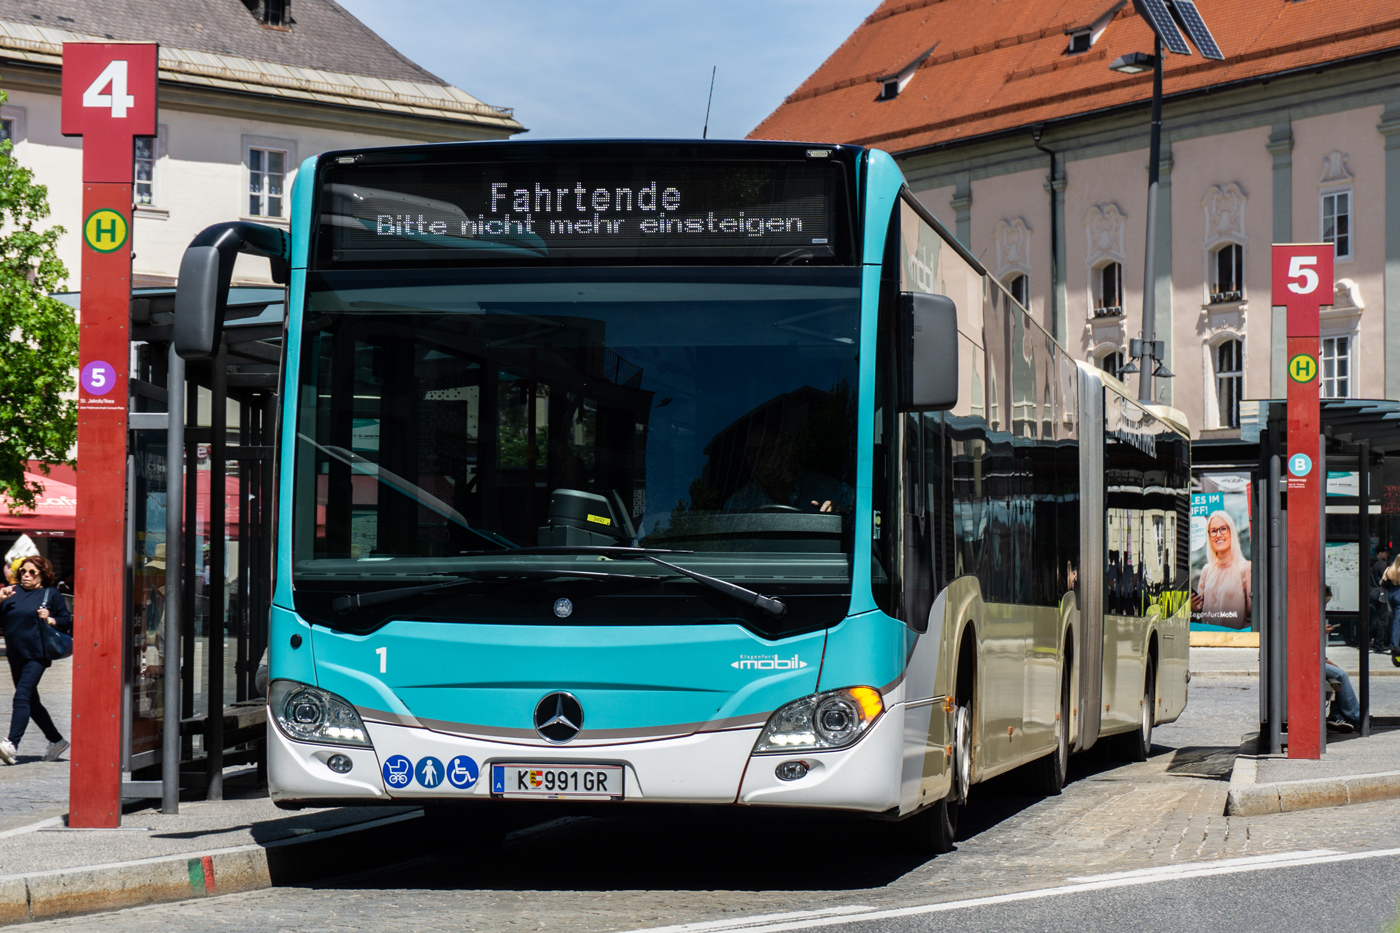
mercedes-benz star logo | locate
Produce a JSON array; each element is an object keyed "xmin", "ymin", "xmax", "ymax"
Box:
[
  {"xmin": 553, "ymin": 598, "xmax": 573, "ymax": 619},
  {"xmin": 534, "ymin": 692, "xmax": 584, "ymax": 743}
]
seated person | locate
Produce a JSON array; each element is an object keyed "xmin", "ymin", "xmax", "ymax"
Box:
[{"xmin": 1323, "ymin": 586, "xmax": 1360, "ymax": 734}]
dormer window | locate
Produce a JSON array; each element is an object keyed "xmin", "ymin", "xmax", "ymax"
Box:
[
  {"xmin": 1068, "ymin": 29, "xmax": 1092, "ymax": 53},
  {"xmin": 876, "ymin": 43, "xmax": 939, "ymax": 103},
  {"xmin": 242, "ymin": 0, "xmax": 290, "ymax": 28}
]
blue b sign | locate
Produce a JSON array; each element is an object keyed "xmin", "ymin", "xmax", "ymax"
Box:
[{"xmin": 1288, "ymin": 453, "xmax": 1313, "ymax": 478}]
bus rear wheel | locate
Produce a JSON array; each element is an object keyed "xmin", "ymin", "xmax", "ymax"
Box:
[
  {"xmin": 1028, "ymin": 663, "xmax": 1070, "ymax": 795},
  {"xmin": 1114, "ymin": 659, "xmax": 1155, "ymax": 762}
]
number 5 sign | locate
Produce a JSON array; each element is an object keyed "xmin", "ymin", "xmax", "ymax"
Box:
[
  {"xmin": 1272, "ymin": 244, "xmax": 1334, "ymax": 339},
  {"xmin": 1273, "ymin": 242, "xmax": 1333, "ymax": 761}
]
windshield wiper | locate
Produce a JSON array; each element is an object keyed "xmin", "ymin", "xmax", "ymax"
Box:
[
  {"xmin": 462, "ymin": 545, "xmax": 788, "ymax": 618},
  {"xmin": 330, "ymin": 568, "xmax": 649, "ymax": 614}
]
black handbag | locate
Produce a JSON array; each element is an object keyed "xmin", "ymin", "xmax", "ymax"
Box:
[{"xmin": 37, "ymin": 589, "xmax": 73, "ymax": 661}]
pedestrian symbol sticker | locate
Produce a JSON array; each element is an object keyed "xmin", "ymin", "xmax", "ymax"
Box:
[
  {"xmin": 415, "ymin": 756, "xmax": 444, "ymax": 788},
  {"xmin": 382, "ymin": 754, "xmax": 412, "ymax": 788},
  {"xmin": 83, "ymin": 209, "xmax": 129, "ymax": 253},
  {"xmin": 447, "ymin": 755, "xmax": 479, "ymax": 789},
  {"xmin": 1288, "ymin": 353, "xmax": 1318, "ymax": 383},
  {"xmin": 1288, "ymin": 453, "xmax": 1313, "ymax": 478}
]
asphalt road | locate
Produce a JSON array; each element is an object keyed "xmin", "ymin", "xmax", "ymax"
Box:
[{"xmin": 19, "ymin": 676, "xmax": 1400, "ymax": 932}]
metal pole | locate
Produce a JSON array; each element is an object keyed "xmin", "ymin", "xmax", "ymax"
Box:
[
  {"xmin": 1138, "ymin": 35, "xmax": 1163, "ymax": 404},
  {"xmin": 1359, "ymin": 442, "xmax": 1371, "ymax": 737},
  {"xmin": 1268, "ymin": 453, "xmax": 1285, "ymax": 755},
  {"xmin": 207, "ymin": 347, "xmax": 227, "ymax": 800},
  {"xmin": 162, "ymin": 344, "xmax": 184, "ymax": 814},
  {"xmin": 1256, "ymin": 475, "xmax": 1269, "ymax": 733}
]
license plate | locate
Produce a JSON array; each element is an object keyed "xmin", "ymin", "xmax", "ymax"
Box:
[{"xmin": 490, "ymin": 763, "xmax": 624, "ymax": 800}]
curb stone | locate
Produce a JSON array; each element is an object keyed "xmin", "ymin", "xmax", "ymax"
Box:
[
  {"xmin": 0, "ymin": 810, "xmax": 421, "ymax": 925},
  {"xmin": 1225, "ymin": 732, "xmax": 1400, "ymax": 816}
]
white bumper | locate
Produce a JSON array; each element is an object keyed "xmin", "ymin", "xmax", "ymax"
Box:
[{"xmin": 270, "ymin": 707, "xmax": 906, "ymax": 813}]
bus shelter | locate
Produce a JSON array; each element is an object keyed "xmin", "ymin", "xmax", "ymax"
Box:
[
  {"xmin": 1224, "ymin": 399, "xmax": 1400, "ymax": 754},
  {"xmin": 121, "ymin": 286, "xmax": 282, "ymax": 800}
]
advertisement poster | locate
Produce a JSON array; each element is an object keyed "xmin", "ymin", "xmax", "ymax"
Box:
[{"xmin": 1190, "ymin": 473, "xmax": 1253, "ymax": 631}]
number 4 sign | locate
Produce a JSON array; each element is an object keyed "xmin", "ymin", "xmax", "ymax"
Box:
[
  {"xmin": 60, "ymin": 42, "xmax": 158, "ymax": 828},
  {"xmin": 60, "ymin": 43, "xmax": 157, "ymax": 183}
]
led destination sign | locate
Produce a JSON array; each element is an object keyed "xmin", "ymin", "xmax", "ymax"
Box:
[{"xmin": 316, "ymin": 158, "xmax": 844, "ymax": 265}]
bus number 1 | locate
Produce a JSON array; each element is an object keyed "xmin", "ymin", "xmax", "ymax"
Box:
[{"xmin": 375, "ymin": 646, "xmax": 387, "ymax": 674}]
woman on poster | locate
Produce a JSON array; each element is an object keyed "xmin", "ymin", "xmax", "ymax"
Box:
[{"xmin": 1192, "ymin": 510, "xmax": 1252, "ymax": 628}]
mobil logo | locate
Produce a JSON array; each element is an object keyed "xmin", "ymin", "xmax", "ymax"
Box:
[{"xmin": 731, "ymin": 654, "xmax": 808, "ymax": 671}]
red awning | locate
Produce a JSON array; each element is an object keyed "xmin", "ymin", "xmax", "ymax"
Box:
[{"xmin": 0, "ymin": 462, "xmax": 77, "ymax": 536}]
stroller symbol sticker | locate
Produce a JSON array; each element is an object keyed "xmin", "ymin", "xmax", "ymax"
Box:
[
  {"xmin": 447, "ymin": 755, "xmax": 479, "ymax": 789},
  {"xmin": 382, "ymin": 755, "xmax": 413, "ymax": 788}
]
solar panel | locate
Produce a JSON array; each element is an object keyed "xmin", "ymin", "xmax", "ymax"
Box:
[
  {"xmin": 1169, "ymin": 0, "xmax": 1224, "ymax": 60},
  {"xmin": 1133, "ymin": 0, "xmax": 1191, "ymax": 55}
]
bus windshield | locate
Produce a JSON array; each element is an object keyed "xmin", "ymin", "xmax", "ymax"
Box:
[{"xmin": 291, "ymin": 266, "xmax": 861, "ymax": 635}]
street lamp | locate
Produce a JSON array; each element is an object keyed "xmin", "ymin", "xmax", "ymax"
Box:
[{"xmin": 1112, "ymin": 0, "xmax": 1223, "ymax": 403}]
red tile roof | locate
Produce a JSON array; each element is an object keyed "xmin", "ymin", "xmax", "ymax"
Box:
[{"xmin": 749, "ymin": 0, "xmax": 1400, "ymax": 152}]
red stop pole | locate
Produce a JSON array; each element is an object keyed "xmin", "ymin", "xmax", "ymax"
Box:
[
  {"xmin": 1273, "ymin": 243, "xmax": 1333, "ymax": 760},
  {"xmin": 61, "ymin": 42, "xmax": 158, "ymax": 828}
]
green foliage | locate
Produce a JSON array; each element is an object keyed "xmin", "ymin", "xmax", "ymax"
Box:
[{"xmin": 0, "ymin": 90, "xmax": 77, "ymax": 510}]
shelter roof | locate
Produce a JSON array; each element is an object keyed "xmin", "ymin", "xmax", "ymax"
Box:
[{"xmin": 749, "ymin": 0, "xmax": 1400, "ymax": 153}]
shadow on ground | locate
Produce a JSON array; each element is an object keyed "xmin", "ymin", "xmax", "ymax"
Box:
[{"xmin": 285, "ymin": 746, "xmax": 1173, "ymax": 894}]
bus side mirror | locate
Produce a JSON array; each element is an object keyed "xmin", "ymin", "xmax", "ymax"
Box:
[
  {"xmin": 898, "ymin": 291, "xmax": 959, "ymax": 411},
  {"xmin": 173, "ymin": 222, "xmax": 290, "ymax": 360},
  {"xmin": 174, "ymin": 246, "xmax": 223, "ymax": 360}
]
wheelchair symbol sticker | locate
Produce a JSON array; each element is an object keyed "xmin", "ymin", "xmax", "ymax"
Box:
[
  {"xmin": 447, "ymin": 755, "xmax": 479, "ymax": 789},
  {"xmin": 382, "ymin": 755, "xmax": 413, "ymax": 788},
  {"xmin": 1288, "ymin": 453, "xmax": 1313, "ymax": 478},
  {"xmin": 415, "ymin": 756, "xmax": 445, "ymax": 789}
]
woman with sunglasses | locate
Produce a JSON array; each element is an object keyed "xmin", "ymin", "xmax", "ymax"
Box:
[{"xmin": 0, "ymin": 555, "xmax": 72, "ymax": 765}]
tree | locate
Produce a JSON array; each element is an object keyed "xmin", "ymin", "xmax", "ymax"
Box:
[{"xmin": 0, "ymin": 89, "xmax": 77, "ymax": 510}]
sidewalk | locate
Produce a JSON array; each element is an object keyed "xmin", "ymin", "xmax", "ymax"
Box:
[
  {"xmin": 0, "ymin": 653, "xmax": 418, "ymax": 925},
  {"xmin": 1191, "ymin": 644, "xmax": 1400, "ymax": 677},
  {"xmin": 1194, "ymin": 645, "xmax": 1400, "ymax": 816}
]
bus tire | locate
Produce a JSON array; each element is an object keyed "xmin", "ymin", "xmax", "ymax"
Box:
[
  {"xmin": 1028, "ymin": 663, "xmax": 1070, "ymax": 795},
  {"xmin": 1115, "ymin": 659, "xmax": 1155, "ymax": 762},
  {"xmin": 900, "ymin": 795, "xmax": 957, "ymax": 855}
]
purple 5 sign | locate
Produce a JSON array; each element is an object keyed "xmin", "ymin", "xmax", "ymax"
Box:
[{"xmin": 79, "ymin": 360, "xmax": 117, "ymax": 396}]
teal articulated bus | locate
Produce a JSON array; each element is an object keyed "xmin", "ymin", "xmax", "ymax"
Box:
[{"xmin": 174, "ymin": 140, "xmax": 1191, "ymax": 852}]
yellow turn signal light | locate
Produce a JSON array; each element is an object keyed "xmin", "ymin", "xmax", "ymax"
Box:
[{"xmin": 848, "ymin": 686, "xmax": 884, "ymax": 720}]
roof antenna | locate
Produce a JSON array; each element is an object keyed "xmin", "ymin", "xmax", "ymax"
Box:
[{"xmin": 702, "ymin": 66, "xmax": 716, "ymax": 139}]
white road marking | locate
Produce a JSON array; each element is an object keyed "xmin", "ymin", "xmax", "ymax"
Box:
[{"xmin": 620, "ymin": 847, "xmax": 1400, "ymax": 933}]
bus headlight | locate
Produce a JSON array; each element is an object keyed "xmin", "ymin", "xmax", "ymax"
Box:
[
  {"xmin": 269, "ymin": 679, "xmax": 373, "ymax": 748},
  {"xmin": 753, "ymin": 686, "xmax": 883, "ymax": 754}
]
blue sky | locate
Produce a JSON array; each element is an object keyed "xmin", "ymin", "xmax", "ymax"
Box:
[{"xmin": 335, "ymin": 1, "xmax": 871, "ymax": 141}]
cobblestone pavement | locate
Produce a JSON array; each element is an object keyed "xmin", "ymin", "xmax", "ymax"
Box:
[
  {"xmin": 0, "ymin": 653, "xmax": 71, "ymax": 832},
  {"xmin": 19, "ymin": 676, "xmax": 1400, "ymax": 932}
]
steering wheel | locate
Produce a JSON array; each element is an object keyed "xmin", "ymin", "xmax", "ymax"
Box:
[{"xmin": 754, "ymin": 504, "xmax": 801, "ymax": 512}]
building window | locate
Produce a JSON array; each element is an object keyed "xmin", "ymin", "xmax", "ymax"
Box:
[
  {"xmin": 1210, "ymin": 243, "xmax": 1243, "ymax": 303},
  {"xmin": 1321, "ymin": 335, "xmax": 1351, "ymax": 399},
  {"xmin": 0, "ymin": 118, "xmax": 12, "ymax": 144},
  {"xmin": 1322, "ymin": 190, "xmax": 1351, "ymax": 260},
  {"xmin": 1093, "ymin": 261, "xmax": 1123, "ymax": 317},
  {"xmin": 0, "ymin": 106, "xmax": 25, "ymax": 149},
  {"xmin": 134, "ymin": 137, "xmax": 155, "ymax": 206},
  {"xmin": 1098, "ymin": 350, "xmax": 1124, "ymax": 381},
  {"xmin": 1006, "ymin": 273, "xmax": 1029, "ymax": 309},
  {"xmin": 248, "ymin": 148, "xmax": 285, "ymax": 218},
  {"xmin": 1214, "ymin": 339, "xmax": 1243, "ymax": 429},
  {"xmin": 1068, "ymin": 29, "xmax": 1092, "ymax": 53}
]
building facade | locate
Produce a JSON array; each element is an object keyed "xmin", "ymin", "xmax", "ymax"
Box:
[
  {"xmin": 0, "ymin": 0, "xmax": 523, "ymax": 288},
  {"xmin": 750, "ymin": 0, "xmax": 1400, "ymax": 439}
]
